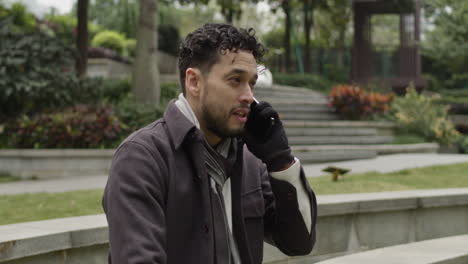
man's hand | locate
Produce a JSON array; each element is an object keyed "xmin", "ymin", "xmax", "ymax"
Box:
[{"xmin": 243, "ymin": 101, "xmax": 294, "ymax": 172}]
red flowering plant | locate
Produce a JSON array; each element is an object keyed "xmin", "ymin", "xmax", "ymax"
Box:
[
  {"xmin": 329, "ymin": 85, "xmax": 393, "ymax": 120},
  {"xmin": 2, "ymin": 105, "xmax": 127, "ymax": 149}
]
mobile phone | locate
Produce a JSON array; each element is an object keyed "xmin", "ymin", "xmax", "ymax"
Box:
[{"xmin": 248, "ymin": 97, "xmax": 275, "ymax": 140}]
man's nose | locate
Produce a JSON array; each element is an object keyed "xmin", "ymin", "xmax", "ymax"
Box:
[{"xmin": 240, "ymin": 84, "xmax": 254, "ymax": 105}]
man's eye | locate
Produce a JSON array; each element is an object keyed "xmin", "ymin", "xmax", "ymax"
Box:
[{"xmin": 230, "ymin": 78, "xmax": 241, "ymax": 85}]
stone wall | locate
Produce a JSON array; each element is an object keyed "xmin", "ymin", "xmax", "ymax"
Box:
[
  {"xmin": 0, "ymin": 149, "xmax": 114, "ymax": 179},
  {"xmin": 1, "ymin": 189, "xmax": 468, "ymax": 263},
  {"xmin": 86, "ymin": 51, "xmax": 178, "ymax": 79}
]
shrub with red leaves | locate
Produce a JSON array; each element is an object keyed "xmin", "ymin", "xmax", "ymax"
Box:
[
  {"xmin": 329, "ymin": 85, "xmax": 393, "ymax": 120},
  {"xmin": 2, "ymin": 105, "xmax": 126, "ymax": 148}
]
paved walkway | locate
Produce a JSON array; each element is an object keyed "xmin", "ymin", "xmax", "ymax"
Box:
[
  {"xmin": 0, "ymin": 175, "xmax": 108, "ymax": 195},
  {"xmin": 1, "ymin": 154, "xmax": 468, "ymax": 195},
  {"xmin": 303, "ymin": 153, "xmax": 468, "ymax": 177}
]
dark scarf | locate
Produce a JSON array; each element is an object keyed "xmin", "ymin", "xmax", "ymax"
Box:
[{"xmin": 203, "ymin": 139, "xmax": 241, "ymax": 264}]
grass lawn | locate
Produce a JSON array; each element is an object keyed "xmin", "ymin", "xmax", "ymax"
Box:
[
  {"xmin": 0, "ymin": 189, "xmax": 103, "ymax": 225},
  {"xmin": 309, "ymin": 162, "xmax": 468, "ymax": 195},
  {"xmin": 2, "ymin": 162, "xmax": 468, "ymax": 225}
]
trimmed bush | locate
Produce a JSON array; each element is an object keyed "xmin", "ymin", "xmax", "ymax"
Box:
[
  {"xmin": 91, "ymin": 30, "xmax": 127, "ymax": 55},
  {"xmin": 1, "ymin": 105, "xmax": 125, "ymax": 149}
]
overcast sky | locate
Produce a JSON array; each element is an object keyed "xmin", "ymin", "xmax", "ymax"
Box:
[{"xmin": 5, "ymin": 0, "xmax": 74, "ymax": 16}]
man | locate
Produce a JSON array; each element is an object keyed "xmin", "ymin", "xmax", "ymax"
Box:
[{"xmin": 103, "ymin": 23, "xmax": 317, "ymax": 264}]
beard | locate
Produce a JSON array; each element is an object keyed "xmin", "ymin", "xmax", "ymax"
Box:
[{"xmin": 201, "ymin": 99, "xmax": 246, "ymax": 139}]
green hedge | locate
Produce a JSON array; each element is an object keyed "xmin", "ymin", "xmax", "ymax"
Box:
[
  {"xmin": 91, "ymin": 30, "xmax": 127, "ymax": 55},
  {"xmin": 0, "ymin": 80, "xmax": 181, "ymax": 149}
]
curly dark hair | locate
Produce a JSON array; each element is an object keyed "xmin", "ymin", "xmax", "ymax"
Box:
[{"xmin": 178, "ymin": 23, "xmax": 265, "ymax": 94}]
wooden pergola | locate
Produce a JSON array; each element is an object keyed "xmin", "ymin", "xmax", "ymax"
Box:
[{"xmin": 352, "ymin": 0, "xmax": 426, "ymax": 94}]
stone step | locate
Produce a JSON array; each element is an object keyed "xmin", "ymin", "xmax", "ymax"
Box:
[
  {"xmin": 260, "ymin": 98, "xmax": 330, "ymax": 105},
  {"xmin": 285, "ymin": 127, "xmax": 378, "ymax": 136},
  {"xmin": 254, "ymin": 90, "xmax": 327, "ymax": 100},
  {"xmin": 279, "ymin": 112, "xmax": 340, "ymax": 121},
  {"xmin": 288, "ymin": 135, "xmax": 394, "ymax": 145},
  {"xmin": 269, "ymin": 84, "xmax": 327, "ymax": 97},
  {"xmin": 292, "ymin": 143, "xmax": 439, "ymax": 164},
  {"xmin": 283, "ymin": 120, "xmax": 396, "ymax": 129},
  {"xmin": 283, "ymin": 121, "xmax": 396, "ymax": 136},
  {"xmin": 315, "ymin": 234, "xmax": 468, "ymax": 264},
  {"xmin": 274, "ymin": 104, "xmax": 331, "ymax": 112},
  {"xmin": 450, "ymin": 114, "xmax": 468, "ymax": 125}
]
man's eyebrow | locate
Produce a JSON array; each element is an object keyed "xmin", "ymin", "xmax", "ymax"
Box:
[{"xmin": 225, "ymin": 68, "xmax": 258, "ymax": 80}]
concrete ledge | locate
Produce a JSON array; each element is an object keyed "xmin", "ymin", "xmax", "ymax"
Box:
[
  {"xmin": 0, "ymin": 149, "xmax": 114, "ymax": 179},
  {"xmin": 2, "ymin": 189, "xmax": 468, "ymax": 263},
  {"xmin": 265, "ymin": 188, "xmax": 468, "ymax": 263},
  {"xmin": 0, "ymin": 215, "xmax": 108, "ymax": 263},
  {"xmin": 315, "ymin": 235, "xmax": 468, "ymax": 264}
]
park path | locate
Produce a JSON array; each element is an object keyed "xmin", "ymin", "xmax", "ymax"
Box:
[{"xmin": 1, "ymin": 153, "xmax": 468, "ymax": 195}]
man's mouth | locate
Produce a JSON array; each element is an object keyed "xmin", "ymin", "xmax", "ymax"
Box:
[{"xmin": 232, "ymin": 108, "xmax": 249, "ymax": 122}]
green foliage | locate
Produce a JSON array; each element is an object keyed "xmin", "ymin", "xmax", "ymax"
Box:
[
  {"xmin": 314, "ymin": 0, "xmax": 352, "ymax": 49},
  {"xmin": 390, "ymin": 84, "xmax": 461, "ymax": 145},
  {"xmin": 99, "ymin": 80, "xmax": 178, "ymax": 134},
  {"xmin": 112, "ymin": 82, "xmax": 178, "ymax": 132},
  {"xmin": 82, "ymin": 0, "xmax": 139, "ymax": 38},
  {"xmin": 113, "ymin": 95, "xmax": 164, "ymax": 132},
  {"xmin": 434, "ymin": 89, "xmax": 468, "ymax": 106},
  {"xmin": 125, "ymin": 38, "xmax": 137, "ymax": 57},
  {"xmin": 91, "ymin": 30, "xmax": 127, "ymax": 55},
  {"xmin": 422, "ymin": 0, "xmax": 468, "ymax": 89},
  {"xmin": 0, "ymin": 21, "xmax": 103, "ymax": 122},
  {"xmin": 261, "ymin": 28, "xmax": 284, "ymax": 49},
  {"xmin": 100, "ymin": 78, "xmax": 132, "ymax": 103},
  {"xmin": 458, "ymin": 136, "xmax": 468, "ymax": 154},
  {"xmin": 392, "ymin": 133, "xmax": 427, "ymax": 145},
  {"xmin": 272, "ymin": 73, "xmax": 332, "ymax": 93},
  {"xmin": 43, "ymin": 14, "xmax": 103, "ymax": 46},
  {"xmin": 0, "ymin": 2, "xmax": 36, "ymax": 32},
  {"xmin": 160, "ymin": 82, "xmax": 180, "ymax": 104},
  {"xmin": 1, "ymin": 105, "xmax": 125, "ymax": 149},
  {"xmin": 158, "ymin": 24, "xmax": 181, "ymax": 56}
]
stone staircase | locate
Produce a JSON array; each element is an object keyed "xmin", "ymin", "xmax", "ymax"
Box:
[{"xmin": 255, "ymin": 84, "xmax": 439, "ymax": 163}]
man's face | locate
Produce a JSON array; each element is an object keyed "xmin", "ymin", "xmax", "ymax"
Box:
[{"xmin": 199, "ymin": 50, "xmax": 257, "ymax": 141}]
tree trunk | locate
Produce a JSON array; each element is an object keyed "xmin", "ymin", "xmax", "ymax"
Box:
[
  {"xmin": 282, "ymin": 0, "xmax": 292, "ymax": 72},
  {"xmin": 133, "ymin": 0, "xmax": 160, "ymax": 105},
  {"xmin": 226, "ymin": 8, "xmax": 234, "ymax": 24},
  {"xmin": 303, "ymin": 0, "xmax": 312, "ymax": 73},
  {"xmin": 76, "ymin": 0, "xmax": 89, "ymax": 78}
]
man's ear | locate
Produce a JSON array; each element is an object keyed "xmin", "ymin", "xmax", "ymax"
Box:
[{"xmin": 185, "ymin": 68, "xmax": 203, "ymax": 98}]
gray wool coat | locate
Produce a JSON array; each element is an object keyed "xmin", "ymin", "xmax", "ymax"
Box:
[{"xmin": 102, "ymin": 101, "xmax": 317, "ymax": 264}]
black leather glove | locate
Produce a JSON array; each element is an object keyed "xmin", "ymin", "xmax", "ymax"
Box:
[{"xmin": 243, "ymin": 101, "xmax": 294, "ymax": 172}]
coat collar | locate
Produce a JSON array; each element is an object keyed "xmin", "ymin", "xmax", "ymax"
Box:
[{"xmin": 164, "ymin": 100, "xmax": 200, "ymax": 149}]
